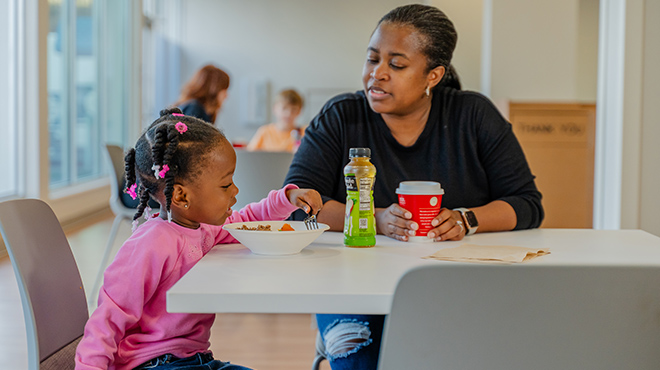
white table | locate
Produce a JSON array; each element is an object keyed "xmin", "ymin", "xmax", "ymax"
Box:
[{"xmin": 167, "ymin": 229, "xmax": 660, "ymax": 314}]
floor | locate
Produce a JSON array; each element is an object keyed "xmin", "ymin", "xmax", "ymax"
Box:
[{"xmin": 0, "ymin": 211, "xmax": 329, "ymax": 370}]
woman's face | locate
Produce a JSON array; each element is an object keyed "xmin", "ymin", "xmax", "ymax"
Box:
[
  {"xmin": 362, "ymin": 23, "xmax": 440, "ymax": 116},
  {"xmin": 216, "ymin": 89, "xmax": 229, "ymax": 112}
]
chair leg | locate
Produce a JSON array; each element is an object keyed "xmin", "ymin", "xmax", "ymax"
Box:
[
  {"xmin": 88, "ymin": 215, "xmax": 124, "ymax": 306},
  {"xmin": 311, "ymin": 330, "xmax": 326, "ymax": 370}
]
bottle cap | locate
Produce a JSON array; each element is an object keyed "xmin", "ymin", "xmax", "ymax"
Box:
[{"xmin": 349, "ymin": 148, "xmax": 371, "ymax": 158}]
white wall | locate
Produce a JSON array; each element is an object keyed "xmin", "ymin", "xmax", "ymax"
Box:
[
  {"xmin": 178, "ymin": 0, "xmax": 599, "ymax": 141},
  {"xmin": 639, "ymin": 0, "xmax": 660, "ymax": 236},
  {"xmin": 490, "ymin": 0, "xmax": 598, "ymax": 102},
  {"xmin": 179, "ymin": 0, "xmax": 409, "ymax": 143},
  {"xmin": 175, "ymin": 0, "xmax": 658, "ymax": 236},
  {"xmin": 429, "ymin": 0, "xmax": 483, "ymax": 92}
]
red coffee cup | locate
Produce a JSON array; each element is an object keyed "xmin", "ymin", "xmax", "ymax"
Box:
[{"xmin": 396, "ymin": 181, "xmax": 444, "ymax": 242}]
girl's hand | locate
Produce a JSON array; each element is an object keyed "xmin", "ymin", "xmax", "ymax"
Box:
[
  {"xmin": 375, "ymin": 204, "xmax": 418, "ymax": 241},
  {"xmin": 426, "ymin": 208, "xmax": 466, "ymax": 241},
  {"xmin": 286, "ymin": 188, "xmax": 323, "ymax": 215}
]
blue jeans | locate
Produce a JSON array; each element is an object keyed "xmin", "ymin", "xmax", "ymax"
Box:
[
  {"xmin": 316, "ymin": 314, "xmax": 386, "ymax": 370},
  {"xmin": 133, "ymin": 353, "xmax": 252, "ymax": 370}
]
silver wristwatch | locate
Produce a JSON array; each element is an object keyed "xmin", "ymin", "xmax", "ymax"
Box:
[{"xmin": 454, "ymin": 208, "xmax": 479, "ymax": 235}]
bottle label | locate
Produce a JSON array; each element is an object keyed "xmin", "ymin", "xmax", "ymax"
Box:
[{"xmin": 344, "ymin": 174, "xmax": 376, "ymax": 241}]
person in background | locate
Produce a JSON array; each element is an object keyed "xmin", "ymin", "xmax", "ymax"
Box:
[
  {"xmin": 283, "ymin": 4, "xmax": 543, "ymax": 370},
  {"xmin": 175, "ymin": 64, "xmax": 230, "ymax": 125},
  {"xmin": 247, "ymin": 88, "xmax": 305, "ymax": 152},
  {"xmin": 75, "ymin": 107, "xmax": 321, "ymax": 370}
]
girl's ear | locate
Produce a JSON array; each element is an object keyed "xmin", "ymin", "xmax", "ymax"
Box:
[
  {"xmin": 171, "ymin": 184, "xmax": 188, "ymax": 208},
  {"xmin": 427, "ymin": 65, "xmax": 446, "ymax": 91}
]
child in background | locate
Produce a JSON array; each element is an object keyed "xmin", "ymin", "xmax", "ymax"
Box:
[
  {"xmin": 75, "ymin": 108, "xmax": 322, "ymax": 370},
  {"xmin": 247, "ymin": 89, "xmax": 304, "ymax": 152}
]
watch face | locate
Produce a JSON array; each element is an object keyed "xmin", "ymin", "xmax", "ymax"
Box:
[{"xmin": 465, "ymin": 211, "xmax": 479, "ymax": 227}]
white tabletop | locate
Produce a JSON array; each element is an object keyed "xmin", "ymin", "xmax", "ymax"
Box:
[{"xmin": 167, "ymin": 229, "xmax": 660, "ymax": 315}]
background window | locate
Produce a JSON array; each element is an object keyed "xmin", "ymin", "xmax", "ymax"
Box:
[
  {"xmin": 0, "ymin": 1, "xmax": 17, "ymax": 199},
  {"xmin": 48, "ymin": 0, "xmax": 131, "ymax": 189}
]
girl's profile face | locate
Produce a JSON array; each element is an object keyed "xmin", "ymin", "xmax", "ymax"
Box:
[
  {"xmin": 362, "ymin": 23, "xmax": 439, "ymax": 116},
  {"xmin": 176, "ymin": 141, "xmax": 238, "ymax": 228}
]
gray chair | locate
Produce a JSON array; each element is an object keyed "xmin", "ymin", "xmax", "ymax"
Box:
[
  {"xmin": 311, "ymin": 330, "xmax": 326, "ymax": 370},
  {"xmin": 378, "ymin": 264, "xmax": 660, "ymax": 370},
  {"xmin": 89, "ymin": 144, "xmax": 137, "ymax": 306},
  {"xmin": 0, "ymin": 199, "xmax": 88, "ymax": 370},
  {"xmin": 232, "ymin": 149, "xmax": 294, "ymax": 210}
]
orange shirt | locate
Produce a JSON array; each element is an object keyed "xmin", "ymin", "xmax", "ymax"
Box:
[{"xmin": 247, "ymin": 123, "xmax": 304, "ymax": 152}]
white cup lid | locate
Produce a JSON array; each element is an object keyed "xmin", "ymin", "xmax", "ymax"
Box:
[{"xmin": 395, "ymin": 181, "xmax": 444, "ymax": 195}]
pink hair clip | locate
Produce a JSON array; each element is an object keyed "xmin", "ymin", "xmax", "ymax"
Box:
[
  {"xmin": 131, "ymin": 219, "xmax": 140, "ymax": 232},
  {"xmin": 125, "ymin": 183, "xmax": 137, "ymax": 200},
  {"xmin": 158, "ymin": 164, "xmax": 170, "ymax": 179},
  {"xmin": 175, "ymin": 121, "xmax": 188, "ymax": 134},
  {"xmin": 172, "ymin": 113, "xmax": 184, "ymax": 117}
]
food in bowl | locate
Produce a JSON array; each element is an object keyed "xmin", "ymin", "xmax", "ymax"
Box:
[
  {"xmin": 237, "ymin": 223, "xmax": 295, "ymax": 231},
  {"xmin": 224, "ymin": 220, "xmax": 330, "ymax": 255},
  {"xmin": 238, "ymin": 224, "xmax": 272, "ymax": 231}
]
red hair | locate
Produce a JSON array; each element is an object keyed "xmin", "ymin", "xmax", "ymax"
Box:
[{"xmin": 176, "ymin": 64, "xmax": 230, "ymax": 123}]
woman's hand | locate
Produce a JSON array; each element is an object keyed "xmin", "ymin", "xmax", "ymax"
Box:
[
  {"xmin": 375, "ymin": 205, "xmax": 465, "ymax": 242},
  {"xmin": 426, "ymin": 208, "xmax": 465, "ymax": 241},
  {"xmin": 375, "ymin": 204, "xmax": 419, "ymax": 241},
  {"xmin": 286, "ymin": 188, "xmax": 323, "ymax": 215}
]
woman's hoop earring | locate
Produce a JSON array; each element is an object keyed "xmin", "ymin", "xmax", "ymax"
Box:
[{"xmin": 425, "ymin": 86, "xmax": 430, "ymax": 97}]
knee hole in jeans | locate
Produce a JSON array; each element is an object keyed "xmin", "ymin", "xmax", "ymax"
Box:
[{"xmin": 322, "ymin": 320, "xmax": 373, "ymax": 361}]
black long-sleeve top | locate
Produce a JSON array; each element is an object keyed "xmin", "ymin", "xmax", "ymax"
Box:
[{"xmin": 284, "ymin": 88, "xmax": 544, "ymax": 230}]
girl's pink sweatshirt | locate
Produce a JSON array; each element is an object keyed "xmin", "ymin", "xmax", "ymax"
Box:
[{"xmin": 75, "ymin": 185, "xmax": 298, "ymax": 370}]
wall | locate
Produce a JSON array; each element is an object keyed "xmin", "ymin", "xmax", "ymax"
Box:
[
  {"xmin": 639, "ymin": 0, "xmax": 660, "ymax": 236},
  {"xmin": 490, "ymin": 0, "xmax": 598, "ymax": 103},
  {"xmin": 428, "ymin": 0, "xmax": 483, "ymax": 92},
  {"xmin": 179, "ymin": 0, "xmax": 409, "ymax": 143},
  {"xmin": 178, "ymin": 0, "xmax": 600, "ymax": 142}
]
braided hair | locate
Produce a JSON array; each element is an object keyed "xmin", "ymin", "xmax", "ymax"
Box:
[
  {"xmin": 124, "ymin": 107, "xmax": 226, "ymax": 222},
  {"xmin": 378, "ymin": 4, "xmax": 460, "ymax": 90}
]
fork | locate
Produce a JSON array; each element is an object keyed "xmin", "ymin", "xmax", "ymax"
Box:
[
  {"xmin": 303, "ymin": 205, "xmax": 320, "ymax": 230},
  {"xmin": 301, "ymin": 200, "xmax": 320, "ymax": 230},
  {"xmin": 304, "ymin": 213, "xmax": 319, "ymax": 230}
]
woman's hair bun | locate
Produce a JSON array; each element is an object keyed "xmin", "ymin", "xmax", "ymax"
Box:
[{"xmin": 160, "ymin": 106, "xmax": 184, "ymax": 117}]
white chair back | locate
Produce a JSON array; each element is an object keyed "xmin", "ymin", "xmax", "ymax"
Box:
[
  {"xmin": 379, "ymin": 264, "xmax": 660, "ymax": 370},
  {"xmin": 232, "ymin": 149, "xmax": 294, "ymax": 210}
]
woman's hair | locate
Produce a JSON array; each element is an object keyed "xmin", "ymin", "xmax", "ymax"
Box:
[
  {"xmin": 176, "ymin": 64, "xmax": 230, "ymax": 123},
  {"xmin": 378, "ymin": 4, "xmax": 460, "ymax": 90},
  {"xmin": 276, "ymin": 89, "xmax": 304, "ymax": 108},
  {"xmin": 124, "ymin": 107, "xmax": 227, "ymax": 221},
  {"xmin": 438, "ymin": 64, "xmax": 462, "ymax": 90}
]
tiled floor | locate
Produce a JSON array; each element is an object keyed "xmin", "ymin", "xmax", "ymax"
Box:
[{"xmin": 1, "ymin": 211, "xmax": 326, "ymax": 370}]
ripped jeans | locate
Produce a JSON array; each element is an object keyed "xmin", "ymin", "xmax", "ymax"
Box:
[{"xmin": 316, "ymin": 314, "xmax": 386, "ymax": 370}]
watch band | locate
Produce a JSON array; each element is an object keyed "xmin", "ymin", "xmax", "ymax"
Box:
[{"xmin": 454, "ymin": 208, "xmax": 478, "ymax": 235}]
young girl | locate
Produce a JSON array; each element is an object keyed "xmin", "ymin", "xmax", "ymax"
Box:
[{"xmin": 75, "ymin": 108, "xmax": 322, "ymax": 370}]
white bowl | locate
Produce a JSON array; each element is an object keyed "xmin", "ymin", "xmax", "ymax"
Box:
[{"xmin": 223, "ymin": 220, "xmax": 330, "ymax": 255}]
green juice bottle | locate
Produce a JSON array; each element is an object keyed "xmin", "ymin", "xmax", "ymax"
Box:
[{"xmin": 343, "ymin": 148, "xmax": 377, "ymax": 248}]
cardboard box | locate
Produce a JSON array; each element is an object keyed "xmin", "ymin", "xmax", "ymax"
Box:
[{"xmin": 509, "ymin": 103, "xmax": 596, "ymax": 228}]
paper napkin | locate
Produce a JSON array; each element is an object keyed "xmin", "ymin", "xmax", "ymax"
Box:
[{"xmin": 424, "ymin": 243, "xmax": 550, "ymax": 264}]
